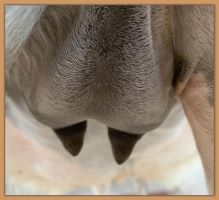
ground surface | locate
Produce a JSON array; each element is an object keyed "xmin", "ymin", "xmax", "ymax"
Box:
[{"xmin": 5, "ymin": 100, "xmax": 207, "ymax": 195}]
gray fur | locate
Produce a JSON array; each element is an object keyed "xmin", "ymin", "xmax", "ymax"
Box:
[
  {"xmin": 6, "ymin": 5, "xmax": 175, "ymax": 133},
  {"xmin": 172, "ymin": 5, "xmax": 214, "ymax": 105},
  {"xmin": 5, "ymin": 5, "xmax": 214, "ymax": 192}
]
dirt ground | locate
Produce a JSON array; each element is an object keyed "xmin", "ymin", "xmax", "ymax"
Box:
[{"xmin": 5, "ymin": 99, "xmax": 207, "ymax": 195}]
